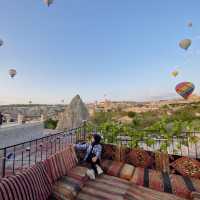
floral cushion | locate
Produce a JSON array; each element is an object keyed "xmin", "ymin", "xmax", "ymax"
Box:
[
  {"xmin": 171, "ymin": 157, "xmax": 200, "ymax": 178},
  {"xmin": 101, "ymin": 144, "xmax": 118, "ymax": 160},
  {"xmin": 126, "ymin": 149, "xmax": 153, "ymax": 168}
]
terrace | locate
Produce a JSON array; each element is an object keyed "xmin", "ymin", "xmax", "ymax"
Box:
[{"xmin": 0, "ymin": 122, "xmax": 200, "ymax": 200}]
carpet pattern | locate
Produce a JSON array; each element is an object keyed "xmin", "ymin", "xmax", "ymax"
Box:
[
  {"xmin": 76, "ymin": 174, "xmax": 187, "ymax": 200},
  {"xmin": 76, "ymin": 174, "xmax": 130, "ymax": 200}
]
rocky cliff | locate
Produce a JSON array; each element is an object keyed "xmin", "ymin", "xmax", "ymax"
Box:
[{"xmin": 56, "ymin": 95, "xmax": 89, "ymax": 130}]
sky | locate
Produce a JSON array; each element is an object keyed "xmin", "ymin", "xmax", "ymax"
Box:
[{"xmin": 0, "ymin": 0, "xmax": 200, "ymax": 104}]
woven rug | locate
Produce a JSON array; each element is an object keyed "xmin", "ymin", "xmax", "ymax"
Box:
[
  {"xmin": 76, "ymin": 174, "xmax": 187, "ymax": 200},
  {"xmin": 76, "ymin": 174, "xmax": 130, "ymax": 200}
]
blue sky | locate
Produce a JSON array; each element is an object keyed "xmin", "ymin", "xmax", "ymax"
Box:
[{"xmin": 0, "ymin": 0, "xmax": 200, "ymax": 104}]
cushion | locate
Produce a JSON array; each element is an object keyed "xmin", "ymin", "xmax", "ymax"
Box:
[
  {"xmin": 51, "ymin": 176, "xmax": 83, "ymax": 200},
  {"xmin": 126, "ymin": 149, "xmax": 153, "ymax": 168},
  {"xmin": 43, "ymin": 145, "xmax": 78, "ymax": 183},
  {"xmin": 0, "ymin": 162, "xmax": 52, "ymax": 200},
  {"xmin": 170, "ymin": 174, "xmax": 200, "ymax": 199},
  {"xmin": 101, "ymin": 144, "xmax": 118, "ymax": 160},
  {"xmin": 61, "ymin": 146, "xmax": 78, "ymax": 171},
  {"xmin": 101, "ymin": 160, "xmax": 124, "ymax": 177},
  {"xmin": 125, "ymin": 183, "xmax": 185, "ymax": 200},
  {"xmin": 131, "ymin": 167, "xmax": 200, "ymax": 199},
  {"xmin": 119, "ymin": 163, "xmax": 135, "ymax": 180},
  {"xmin": 44, "ymin": 154, "xmax": 60, "ymax": 183},
  {"xmin": 130, "ymin": 167, "xmax": 167, "ymax": 193},
  {"xmin": 67, "ymin": 166, "xmax": 88, "ymax": 182},
  {"xmin": 171, "ymin": 157, "xmax": 200, "ymax": 178}
]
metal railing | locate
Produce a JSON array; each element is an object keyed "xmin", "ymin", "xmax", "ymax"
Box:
[
  {"xmin": 97, "ymin": 128, "xmax": 200, "ymax": 159},
  {"xmin": 1, "ymin": 121, "xmax": 200, "ymax": 177},
  {"xmin": 0, "ymin": 124, "xmax": 86, "ymax": 178}
]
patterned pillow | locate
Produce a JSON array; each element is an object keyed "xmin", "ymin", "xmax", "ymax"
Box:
[
  {"xmin": 126, "ymin": 149, "xmax": 153, "ymax": 168},
  {"xmin": 171, "ymin": 157, "xmax": 200, "ymax": 178},
  {"xmin": 101, "ymin": 144, "xmax": 117, "ymax": 160}
]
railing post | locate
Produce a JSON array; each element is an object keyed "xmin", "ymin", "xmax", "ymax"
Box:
[
  {"xmin": 2, "ymin": 148, "xmax": 6, "ymax": 177},
  {"xmin": 82, "ymin": 120, "xmax": 87, "ymax": 141}
]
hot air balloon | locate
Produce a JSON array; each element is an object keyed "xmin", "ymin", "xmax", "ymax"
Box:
[
  {"xmin": 187, "ymin": 21, "xmax": 193, "ymax": 28},
  {"xmin": 175, "ymin": 82, "xmax": 195, "ymax": 99},
  {"xmin": 0, "ymin": 39, "xmax": 3, "ymax": 47},
  {"xmin": 9, "ymin": 69, "xmax": 17, "ymax": 78},
  {"xmin": 171, "ymin": 70, "xmax": 179, "ymax": 77},
  {"xmin": 179, "ymin": 39, "xmax": 192, "ymax": 50},
  {"xmin": 43, "ymin": 0, "xmax": 54, "ymax": 6}
]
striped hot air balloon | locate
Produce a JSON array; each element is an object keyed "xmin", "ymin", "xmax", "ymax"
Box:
[
  {"xmin": 175, "ymin": 82, "xmax": 195, "ymax": 99},
  {"xmin": 9, "ymin": 69, "xmax": 17, "ymax": 78}
]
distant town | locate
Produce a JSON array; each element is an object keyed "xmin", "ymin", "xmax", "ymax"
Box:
[{"xmin": 1, "ymin": 94, "xmax": 200, "ymax": 125}]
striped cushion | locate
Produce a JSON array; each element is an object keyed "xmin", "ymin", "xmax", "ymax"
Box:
[
  {"xmin": 131, "ymin": 167, "xmax": 166, "ymax": 193},
  {"xmin": 45, "ymin": 154, "xmax": 60, "ymax": 183},
  {"xmin": 101, "ymin": 159, "xmax": 113, "ymax": 172},
  {"xmin": 125, "ymin": 183, "xmax": 185, "ymax": 200},
  {"xmin": 51, "ymin": 176, "xmax": 83, "ymax": 200},
  {"xmin": 43, "ymin": 146, "xmax": 78, "ymax": 183},
  {"xmin": 101, "ymin": 160, "xmax": 136, "ymax": 180},
  {"xmin": 0, "ymin": 162, "xmax": 52, "ymax": 200},
  {"xmin": 107, "ymin": 161, "xmax": 124, "ymax": 177},
  {"xmin": 101, "ymin": 159, "xmax": 124, "ymax": 177},
  {"xmin": 61, "ymin": 146, "xmax": 78, "ymax": 171},
  {"xmin": 76, "ymin": 174, "xmax": 130, "ymax": 200},
  {"xmin": 131, "ymin": 167, "xmax": 200, "ymax": 199},
  {"xmin": 119, "ymin": 164, "xmax": 135, "ymax": 180},
  {"xmin": 170, "ymin": 174, "xmax": 200, "ymax": 199},
  {"xmin": 67, "ymin": 166, "xmax": 88, "ymax": 182}
]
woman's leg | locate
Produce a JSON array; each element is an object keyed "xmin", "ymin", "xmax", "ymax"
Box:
[{"xmin": 90, "ymin": 159, "xmax": 100, "ymax": 175}]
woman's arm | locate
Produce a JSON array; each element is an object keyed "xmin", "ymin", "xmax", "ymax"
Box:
[
  {"xmin": 74, "ymin": 143, "xmax": 89, "ymax": 151},
  {"xmin": 95, "ymin": 145, "xmax": 102, "ymax": 159}
]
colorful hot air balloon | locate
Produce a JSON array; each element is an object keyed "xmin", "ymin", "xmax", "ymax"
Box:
[
  {"xmin": 9, "ymin": 69, "xmax": 17, "ymax": 78},
  {"xmin": 43, "ymin": 0, "xmax": 54, "ymax": 6},
  {"xmin": 179, "ymin": 39, "xmax": 192, "ymax": 50},
  {"xmin": 175, "ymin": 82, "xmax": 195, "ymax": 99},
  {"xmin": 171, "ymin": 70, "xmax": 179, "ymax": 77},
  {"xmin": 0, "ymin": 39, "xmax": 3, "ymax": 47}
]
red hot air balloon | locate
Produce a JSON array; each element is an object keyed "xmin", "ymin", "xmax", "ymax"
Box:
[{"xmin": 175, "ymin": 82, "xmax": 195, "ymax": 99}]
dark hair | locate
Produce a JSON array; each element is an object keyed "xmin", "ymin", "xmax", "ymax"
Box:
[{"xmin": 92, "ymin": 133, "xmax": 101, "ymax": 146}]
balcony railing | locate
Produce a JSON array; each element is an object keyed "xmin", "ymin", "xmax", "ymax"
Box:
[
  {"xmin": 0, "ymin": 124, "xmax": 86, "ymax": 178},
  {"xmin": 1, "ymin": 121, "xmax": 200, "ymax": 178},
  {"xmin": 97, "ymin": 128, "xmax": 200, "ymax": 159}
]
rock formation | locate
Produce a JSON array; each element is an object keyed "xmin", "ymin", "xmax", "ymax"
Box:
[{"xmin": 56, "ymin": 95, "xmax": 89, "ymax": 130}]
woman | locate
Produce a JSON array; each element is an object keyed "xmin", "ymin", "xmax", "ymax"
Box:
[{"xmin": 74, "ymin": 133, "xmax": 103, "ymax": 180}]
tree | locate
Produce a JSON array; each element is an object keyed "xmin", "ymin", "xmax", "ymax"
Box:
[{"xmin": 127, "ymin": 111, "xmax": 136, "ymax": 118}]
